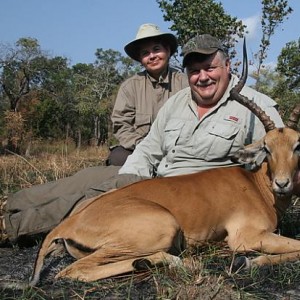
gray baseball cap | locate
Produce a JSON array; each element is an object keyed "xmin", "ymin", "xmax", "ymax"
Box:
[{"xmin": 182, "ymin": 34, "xmax": 225, "ymax": 67}]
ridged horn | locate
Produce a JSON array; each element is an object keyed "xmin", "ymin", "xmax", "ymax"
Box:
[
  {"xmin": 229, "ymin": 38, "xmax": 276, "ymax": 132},
  {"xmin": 285, "ymin": 103, "xmax": 300, "ymax": 130}
]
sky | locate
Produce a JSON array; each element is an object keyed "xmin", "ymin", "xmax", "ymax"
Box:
[{"xmin": 0, "ymin": 0, "xmax": 299, "ymax": 69}]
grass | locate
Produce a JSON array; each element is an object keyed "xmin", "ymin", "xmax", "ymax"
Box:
[
  {"xmin": 0, "ymin": 142, "xmax": 300, "ymax": 299},
  {"xmin": 1, "ymin": 245, "xmax": 300, "ymax": 299},
  {"xmin": 0, "ymin": 142, "xmax": 109, "ymax": 195}
]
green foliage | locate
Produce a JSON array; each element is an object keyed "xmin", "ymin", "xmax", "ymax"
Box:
[
  {"xmin": 33, "ymin": 98, "xmax": 65, "ymax": 138},
  {"xmin": 276, "ymin": 90, "xmax": 299, "ymax": 123},
  {"xmin": 250, "ymin": 65, "xmax": 299, "ymax": 123},
  {"xmin": 253, "ymin": 0, "xmax": 293, "ymax": 88},
  {"xmin": 259, "ymin": 0, "xmax": 293, "ymax": 59},
  {"xmin": 255, "ymin": 37, "xmax": 300, "ymax": 123},
  {"xmin": 277, "ymin": 38, "xmax": 300, "ymax": 92},
  {"xmin": 0, "ymin": 2, "xmax": 296, "ymax": 151},
  {"xmin": 251, "ymin": 66, "xmax": 280, "ymax": 96},
  {"xmin": 156, "ymin": 0, "xmax": 293, "ymax": 85},
  {"xmin": 0, "ymin": 37, "xmax": 45, "ymax": 111},
  {"xmin": 72, "ymin": 48, "xmax": 134, "ymax": 145},
  {"xmin": 0, "ymin": 37, "xmax": 137, "ymax": 152},
  {"xmin": 16, "ymin": 37, "xmax": 41, "ymax": 54},
  {"xmin": 156, "ymin": 0, "xmax": 246, "ymax": 59}
]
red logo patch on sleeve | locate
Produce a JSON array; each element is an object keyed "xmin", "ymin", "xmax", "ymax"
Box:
[{"xmin": 229, "ymin": 116, "xmax": 239, "ymax": 122}]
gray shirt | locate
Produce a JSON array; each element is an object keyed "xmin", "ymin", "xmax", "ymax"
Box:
[{"xmin": 119, "ymin": 74, "xmax": 284, "ymax": 178}]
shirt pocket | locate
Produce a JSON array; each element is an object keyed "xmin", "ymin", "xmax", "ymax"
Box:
[
  {"xmin": 134, "ymin": 113, "xmax": 151, "ymax": 138},
  {"xmin": 163, "ymin": 119, "xmax": 185, "ymax": 151},
  {"xmin": 204, "ymin": 122, "xmax": 240, "ymax": 161}
]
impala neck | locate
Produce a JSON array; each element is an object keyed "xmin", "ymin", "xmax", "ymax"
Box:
[{"xmin": 254, "ymin": 163, "xmax": 293, "ymax": 219}]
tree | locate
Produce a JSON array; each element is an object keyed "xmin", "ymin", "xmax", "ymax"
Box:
[
  {"xmin": 276, "ymin": 38, "xmax": 300, "ymax": 92},
  {"xmin": 73, "ymin": 49, "xmax": 136, "ymax": 147},
  {"xmin": 156, "ymin": 0, "xmax": 246, "ymax": 64},
  {"xmin": 252, "ymin": 0, "xmax": 293, "ymax": 89},
  {"xmin": 255, "ymin": 47, "xmax": 299, "ymax": 121},
  {"xmin": 274, "ymin": 38, "xmax": 300, "ymax": 122},
  {"xmin": 0, "ymin": 37, "xmax": 79, "ymax": 152},
  {"xmin": 34, "ymin": 56, "xmax": 75, "ymax": 141},
  {"xmin": 252, "ymin": 65, "xmax": 280, "ymax": 96},
  {"xmin": 0, "ymin": 38, "xmax": 47, "ymax": 152},
  {"xmin": 0, "ymin": 37, "xmax": 46, "ymax": 112},
  {"xmin": 0, "ymin": 38, "xmax": 139, "ymax": 152}
]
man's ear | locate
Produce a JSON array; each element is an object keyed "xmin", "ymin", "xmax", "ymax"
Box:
[
  {"xmin": 232, "ymin": 139, "xmax": 267, "ymax": 167},
  {"xmin": 225, "ymin": 58, "xmax": 230, "ymax": 72}
]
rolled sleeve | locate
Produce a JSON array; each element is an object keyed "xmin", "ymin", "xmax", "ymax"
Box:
[
  {"xmin": 119, "ymin": 105, "xmax": 168, "ymax": 177},
  {"xmin": 111, "ymin": 83, "xmax": 140, "ymax": 150}
]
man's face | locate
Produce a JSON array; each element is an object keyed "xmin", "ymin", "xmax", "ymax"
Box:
[
  {"xmin": 186, "ymin": 52, "xmax": 230, "ymax": 107},
  {"xmin": 139, "ymin": 40, "xmax": 170, "ymax": 78}
]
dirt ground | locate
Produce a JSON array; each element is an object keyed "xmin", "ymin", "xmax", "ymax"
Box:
[{"xmin": 1, "ymin": 243, "xmax": 300, "ymax": 300}]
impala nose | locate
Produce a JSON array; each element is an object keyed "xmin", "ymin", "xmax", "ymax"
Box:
[{"xmin": 275, "ymin": 178, "xmax": 290, "ymax": 189}]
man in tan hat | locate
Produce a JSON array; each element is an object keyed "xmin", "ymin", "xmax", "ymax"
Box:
[
  {"xmin": 107, "ymin": 23, "xmax": 188, "ymax": 165},
  {"xmin": 1, "ymin": 24, "xmax": 187, "ymax": 246}
]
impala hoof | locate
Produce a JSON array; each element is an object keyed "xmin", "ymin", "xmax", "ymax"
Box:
[{"xmin": 232, "ymin": 256, "xmax": 250, "ymax": 272}]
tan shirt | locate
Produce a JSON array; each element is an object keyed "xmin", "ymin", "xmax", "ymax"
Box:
[{"xmin": 111, "ymin": 67, "xmax": 188, "ymax": 149}]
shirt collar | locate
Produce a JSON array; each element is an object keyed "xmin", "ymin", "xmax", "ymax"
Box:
[{"xmin": 146, "ymin": 67, "xmax": 170, "ymax": 84}]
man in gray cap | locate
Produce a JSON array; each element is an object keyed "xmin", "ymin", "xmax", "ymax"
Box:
[
  {"xmin": 2, "ymin": 34, "xmax": 290, "ymax": 247},
  {"xmin": 107, "ymin": 23, "xmax": 188, "ymax": 166}
]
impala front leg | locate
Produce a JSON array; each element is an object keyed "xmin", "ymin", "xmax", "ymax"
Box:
[{"xmin": 230, "ymin": 231, "xmax": 300, "ymax": 271}]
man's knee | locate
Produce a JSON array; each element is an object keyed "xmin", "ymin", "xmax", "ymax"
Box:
[{"xmin": 106, "ymin": 146, "xmax": 133, "ymax": 166}]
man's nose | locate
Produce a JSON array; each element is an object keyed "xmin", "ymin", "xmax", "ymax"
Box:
[
  {"xmin": 198, "ymin": 69, "xmax": 209, "ymax": 80},
  {"xmin": 149, "ymin": 52, "xmax": 156, "ymax": 59}
]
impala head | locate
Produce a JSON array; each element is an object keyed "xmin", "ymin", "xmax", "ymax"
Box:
[
  {"xmin": 230, "ymin": 39, "xmax": 300, "ymax": 196},
  {"xmin": 263, "ymin": 127, "xmax": 300, "ymax": 195}
]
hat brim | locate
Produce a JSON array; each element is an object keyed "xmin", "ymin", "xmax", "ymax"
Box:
[
  {"xmin": 124, "ymin": 33, "xmax": 178, "ymax": 62},
  {"xmin": 182, "ymin": 48, "xmax": 219, "ymax": 68}
]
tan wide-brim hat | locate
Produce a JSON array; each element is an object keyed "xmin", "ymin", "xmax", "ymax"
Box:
[{"xmin": 124, "ymin": 23, "xmax": 178, "ymax": 62}]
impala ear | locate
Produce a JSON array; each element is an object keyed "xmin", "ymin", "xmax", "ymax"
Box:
[{"xmin": 232, "ymin": 139, "xmax": 267, "ymax": 167}]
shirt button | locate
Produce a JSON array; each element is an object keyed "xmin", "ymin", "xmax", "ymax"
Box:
[
  {"xmin": 172, "ymin": 149, "xmax": 175, "ymax": 153},
  {"xmin": 165, "ymin": 164, "xmax": 168, "ymax": 168}
]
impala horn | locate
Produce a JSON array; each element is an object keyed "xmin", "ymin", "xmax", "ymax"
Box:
[{"xmin": 229, "ymin": 38, "xmax": 276, "ymax": 132}]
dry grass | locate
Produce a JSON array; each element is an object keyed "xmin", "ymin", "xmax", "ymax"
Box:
[{"xmin": 0, "ymin": 144, "xmax": 108, "ymax": 196}]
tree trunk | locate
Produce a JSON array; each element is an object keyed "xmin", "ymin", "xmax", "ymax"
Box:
[{"xmin": 76, "ymin": 129, "xmax": 82, "ymax": 150}]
